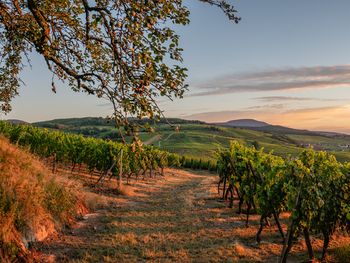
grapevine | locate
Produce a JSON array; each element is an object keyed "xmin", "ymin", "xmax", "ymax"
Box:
[{"xmin": 217, "ymin": 141, "xmax": 350, "ymax": 261}]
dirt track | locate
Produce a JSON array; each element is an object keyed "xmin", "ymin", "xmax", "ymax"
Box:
[{"xmin": 35, "ymin": 169, "xmax": 346, "ymax": 262}]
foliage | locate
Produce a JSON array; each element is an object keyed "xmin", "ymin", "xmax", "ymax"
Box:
[
  {"xmin": 0, "ymin": 121, "xmax": 214, "ymax": 180},
  {"xmin": 34, "ymin": 117, "xmax": 350, "ymax": 163},
  {"xmin": 0, "ymin": 0, "xmax": 239, "ymax": 134},
  {"xmin": 0, "ymin": 0, "xmax": 190, "ymax": 125},
  {"xmin": 199, "ymin": 0, "xmax": 240, "ymax": 22},
  {"xmin": 217, "ymin": 141, "xmax": 350, "ymax": 262}
]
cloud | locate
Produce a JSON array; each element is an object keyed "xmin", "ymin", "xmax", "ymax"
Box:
[
  {"xmin": 183, "ymin": 105, "xmax": 350, "ymax": 134},
  {"xmin": 255, "ymin": 96, "xmax": 313, "ymax": 102},
  {"xmin": 190, "ymin": 65, "xmax": 350, "ymax": 97},
  {"xmin": 246, "ymin": 103, "xmax": 285, "ymax": 110},
  {"xmin": 254, "ymin": 96, "xmax": 345, "ymax": 102}
]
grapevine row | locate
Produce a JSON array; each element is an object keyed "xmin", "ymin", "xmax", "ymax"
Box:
[
  {"xmin": 0, "ymin": 121, "xmax": 215, "ymax": 180},
  {"xmin": 217, "ymin": 141, "xmax": 350, "ymax": 262}
]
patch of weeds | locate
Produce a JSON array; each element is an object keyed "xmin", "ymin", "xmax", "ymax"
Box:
[
  {"xmin": 0, "ymin": 187, "xmax": 25, "ymax": 231},
  {"xmin": 0, "ymin": 187, "xmax": 14, "ymax": 214},
  {"xmin": 0, "ymin": 242, "xmax": 21, "ymax": 261},
  {"xmin": 332, "ymin": 244, "xmax": 350, "ymax": 262},
  {"xmin": 44, "ymin": 179, "xmax": 76, "ymax": 222}
]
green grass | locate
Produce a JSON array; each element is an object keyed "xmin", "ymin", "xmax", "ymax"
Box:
[
  {"xmin": 146, "ymin": 124, "xmax": 302, "ymax": 160},
  {"xmin": 33, "ymin": 118, "xmax": 350, "ymax": 162},
  {"xmin": 146, "ymin": 124, "xmax": 350, "ymax": 162}
]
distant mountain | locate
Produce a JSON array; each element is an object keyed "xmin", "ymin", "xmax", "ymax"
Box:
[
  {"xmin": 214, "ymin": 119, "xmax": 349, "ymax": 137},
  {"xmin": 251, "ymin": 125, "xmax": 316, "ymax": 136},
  {"xmin": 6, "ymin": 119, "xmax": 28, "ymax": 125},
  {"xmin": 315, "ymin": 131, "xmax": 347, "ymax": 137},
  {"xmin": 216, "ymin": 119, "xmax": 270, "ymax": 128}
]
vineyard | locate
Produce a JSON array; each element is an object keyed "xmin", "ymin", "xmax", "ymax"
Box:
[
  {"xmin": 217, "ymin": 141, "xmax": 350, "ymax": 262},
  {"xmin": 0, "ymin": 121, "xmax": 216, "ymax": 183},
  {"xmin": 2, "ymin": 120, "xmax": 350, "ymax": 261}
]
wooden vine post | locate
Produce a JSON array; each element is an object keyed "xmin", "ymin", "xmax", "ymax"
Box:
[
  {"xmin": 118, "ymin": 148, "xmax": 123, "ymax": 190},
  {"xmin": 279, "ymin": 181, "xmax": 302, "ymax": 263}
]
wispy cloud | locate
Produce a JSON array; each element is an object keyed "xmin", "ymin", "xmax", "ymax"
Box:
[
  {"xmin": 191, "ymin": 65, "xmax": 350, "ymax": 97},
  {"xmin": 246, "ymin": 103, "xmax": 285, "ymax": 110},
  {"xmin": 254, "ymin": 96, "xmax": 345, "ymax": 102}
]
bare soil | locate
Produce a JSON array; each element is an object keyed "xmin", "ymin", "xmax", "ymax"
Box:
[{"xmin": 34, "ymin": 169, "xmax": 350, "ymax": 262}]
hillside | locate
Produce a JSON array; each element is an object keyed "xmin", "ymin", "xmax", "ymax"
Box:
[
  {"xmin": 1, "ymin": 122, "xmax": 350, "ymax": 262},
  {"xmin": 5, "ymin": 119, "xmax": 28, "ymax": 125},
  {"xmin": 33, "ymin": 117, "xmax": 205, "ymax": 141},
  {"xmin": 215, "ymin": 118, "xmax": 343, "ymax": 137},
  {"xmin": 215, "ymin": 119, "xmax": 269, "ymax": 128},
  {"xmin": 30, "ymin": 117, "xmax": 350, "ymax": 162},
  {"xmin": 0, "ymin": 137, "xmax": 87, "ymax": 261}
]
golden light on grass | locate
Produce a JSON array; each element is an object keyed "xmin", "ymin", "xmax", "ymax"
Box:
[
  {"xmin": 115, "ymin": 232, "xmax": 138, "ymax": 246},
  {"xmin": 232, "ymin": 241, "xmax": 247, "ymax": 256},
  {"xmin": 26, "ymin": 162, "xmax": 350, "ymax": 262},
  {"xmin": 0, "ymin": 137, "xmax": 88, "ymax": 261}
]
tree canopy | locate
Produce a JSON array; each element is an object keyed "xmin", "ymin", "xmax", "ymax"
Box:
[{"xmin": 0, "ymin": 0, "xmax": 239, "ymax": 131}]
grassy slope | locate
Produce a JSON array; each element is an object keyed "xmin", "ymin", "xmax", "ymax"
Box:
[
  {"xmin": 33, "ymin": 117, "xmax": 350, "ymax": 162},
  {"xmin": 35, "ymin": 169, "xmax": 350, "ymax": 262},
  {"xmin": 148, "ymin": 124, "xmax": 303, "ymax": 160},
  {"xmin": 142, "ymin": 123, "xmax": 349, "ymax": 161},
  {"xmin": 0, "ymin": 137, "xmax": 87, "ymax": 261}
]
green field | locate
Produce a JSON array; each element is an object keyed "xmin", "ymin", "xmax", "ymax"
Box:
[{"xmin": 34, "ymin": 117, "xmax": 350, "ymax": 162}]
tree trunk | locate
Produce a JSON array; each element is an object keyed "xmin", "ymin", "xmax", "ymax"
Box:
[
  {"xmin": 256, "ymin": 215, "xmax": 266, "ymax": 244},
  {"xmin": 321, "ymin": 230, "xmax": 330, "ymax": 261},
  {"xmin": 71, "ymin": 162, "xmax": 76, "ymax": 173},
  {"xmin": 273, "ymin": 212, "xmax": 285, "ymax": 242},
  {"xmin": 229, "ymin": 188, "xmax": 234, "ymax": 208},
  {"xmin": 279, "ymin": 176, "xmax": 302, "ymax": 263},
  {"xmin": 279, "ymin": 223, "xmax": 294, "ymax": 263},
  {"xmin": 304, "ymin": 228, "xmax": 314, "ymax": 261},
  {"xmin": 246, "ymin": 202, "xmax": 251, "ymax": 227},
  {"xmin": 222, "ymin": 175, "xmax": 227, "ymax": 199}
]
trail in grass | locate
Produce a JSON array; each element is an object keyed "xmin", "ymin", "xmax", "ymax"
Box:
[
  {"xmin": 143, "ymin": 134, "xmax": 162, "ymax": 145},
  {"xmin": 36, "ymin": 170, "xmax": 326, "ymax": 263}
]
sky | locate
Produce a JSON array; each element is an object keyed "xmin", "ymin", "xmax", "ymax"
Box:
[{"xmin": 3, "ymin": 0, "xmax": 350, "ymax": 133}]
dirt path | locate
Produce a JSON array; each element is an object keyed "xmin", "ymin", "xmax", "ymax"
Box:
[
  {"xmin": 35, "ymin": 170, "xmax": 346, "ymax": 263},
  {"xmin": 143, "ymin": 134, "xmax": 162, "ymax": 145}
]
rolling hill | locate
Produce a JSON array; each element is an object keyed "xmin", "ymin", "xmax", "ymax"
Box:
[
  {"xmin": 215, "ymin": 118, "xmax": 344, "ymax": 137},
  {"xmin": 30, "ymin": 117, "xmax": 350, "ymax": 162},
  {"xmin": 215, "ymin": 119, "xmax": 269, "ymax": 128}
]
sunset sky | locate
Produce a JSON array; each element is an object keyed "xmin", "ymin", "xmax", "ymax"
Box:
[{"xmin": 3, "ymin": 0, "xmax": 350, "ymax": 133}]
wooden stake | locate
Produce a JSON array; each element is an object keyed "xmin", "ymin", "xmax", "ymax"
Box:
[{"xmin": 118, "ymin": 149, "xmax": 123, "ymax": 190}]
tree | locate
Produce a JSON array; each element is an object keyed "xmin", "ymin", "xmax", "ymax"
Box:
[
  {"xmin": 199, "ymin": 0, "xmax": 240, "ymax": 22},
  {"xmin": 0, "ymin": 0, "xmax": 239, "ymax": 133}
]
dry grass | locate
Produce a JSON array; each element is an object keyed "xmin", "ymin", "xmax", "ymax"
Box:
[
  {"xmin": 0, "ymin": 137, "xmax": 88, "ymax": 262},
  {"xmin": 31, "ymin": 167, "xmax": 350, "ymax": 262}
]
